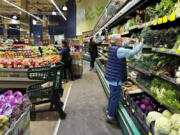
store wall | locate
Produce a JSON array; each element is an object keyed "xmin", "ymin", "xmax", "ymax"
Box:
[{"xmin": 76, "ymin": 0, "xmax": 107, "ymax": 35}]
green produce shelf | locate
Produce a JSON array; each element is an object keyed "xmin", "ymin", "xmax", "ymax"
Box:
[
  {"xmin": 130, "ymin": 77, "xmax": 175, "ymax": 113},
  {"xmin": 128, "ymin": 65, "xmax": 152, "ymax": 76},
  {"xmin": 95, "ymin": 61, "xmax": 141, "ymax": 135},
  {"xmin": 152, "ymin": 48, "xmax": 180, "ymax": 57}
]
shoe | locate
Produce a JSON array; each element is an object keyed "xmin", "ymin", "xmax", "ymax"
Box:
[
  {"xmin": 106, "ymin": 116, "xmax": 119, "ymax": 125},
  {"xmin": 59, "ymin": 112, "xmax": 66, "ymax": 120}
]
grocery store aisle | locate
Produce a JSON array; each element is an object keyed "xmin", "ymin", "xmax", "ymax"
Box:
[{"xmin": 56, "ymin": 61, "xmax": 123, "ymax": 135}]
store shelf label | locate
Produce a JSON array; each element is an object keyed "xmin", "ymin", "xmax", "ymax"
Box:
[
  {"xmin": 176, "ymin": 50, "xmax": 180, "ymax": 54},
  {"xmin": 19, "ymin": 56, "xmax": 24, "ymax": 59},
  {"xmin": 132, "ymin": 109, "xmax": 135, "ymax": 113},
  {"xmin": 158, "ymin": 18, "xmax": 163, "ymax": 24},
  {"xmin": 148, "ymin": 132, "xmax": 152, "ymax": 135},
  {"xmin": 170, "ymin": 13, "xmax": 176, "ymax": 21},
  {"xmin": 152, "ymin": 48, "xmax": 156, "ymax": 51},
  {"xmin": 163, "ymin": 16, "xmax": 168, "ymax": 23},
  {"xmin": 153, "ymin": 20, "xmax": 157, "ymax": 25},
  {"xmin": 161, "ymin": 48, "xmax": 166, "ymax": 51},
  {"xmin": 127, "ymin": 102, "xmax": 129, "ymax": 106}
]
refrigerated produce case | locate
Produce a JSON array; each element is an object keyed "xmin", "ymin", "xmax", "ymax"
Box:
[{"xmin": 94, "ymin": 0, "xmax": 180, "ymax": 134}]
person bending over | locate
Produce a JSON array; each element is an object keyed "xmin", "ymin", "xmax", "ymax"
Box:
[{"xmin": 105, "ymin": 34, "xmax": 144, "ymax": 124}]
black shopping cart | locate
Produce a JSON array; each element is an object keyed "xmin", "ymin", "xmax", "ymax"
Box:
[{"xmin": 26, "ymin": 62, "xmax": 66, "ymax": 119}]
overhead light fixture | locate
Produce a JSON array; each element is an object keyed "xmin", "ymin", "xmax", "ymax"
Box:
[
  {"xmin": 51, "ymin": 0, "xmax": 67, "ymax": 21},
  {"xmin": 3, "ymin": 0, "xmax": 44, "ymax": 22},
  {"xmin": 52, "ymin": 10, "xmax": 57, "ymax": 15},
  {"xmin": 13, "ymin": 15, "xmax": 17, "ymax": 20},
  {"xmin": 62, "ymin": 5, "xmax": 68, "ymax": 11}
]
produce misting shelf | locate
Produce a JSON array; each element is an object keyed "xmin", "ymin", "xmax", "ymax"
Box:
[
  {"xmin": 95, "ymin": 61, "xmax": 141, "ymax": 135},
  {"xmin": 152, "ymin": 48, "xmax": 180, "ymax": 56}
]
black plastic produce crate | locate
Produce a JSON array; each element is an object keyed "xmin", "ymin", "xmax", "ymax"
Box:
[{"xmin": 123, "ymin": 92, "xmax": 167, "ymax": 135}]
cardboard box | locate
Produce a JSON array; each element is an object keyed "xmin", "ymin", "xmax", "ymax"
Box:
[
  {"xmin": 70, "ymin": 52, "xmax": 82, "ymax": 60},
  {"xmin": 72, "ymin": 64, "xmax": 83, "ymax": 76},
  {"xmin": 70, "ymin": 40, "xmax": 80, "ymax": 46}
]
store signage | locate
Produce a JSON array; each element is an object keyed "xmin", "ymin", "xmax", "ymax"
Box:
[
  {"xmin": 163, "ymin": 16, "xmax": 168, "ymax": 23},
  {"xmin": 153, "ymin": 20, "xmax": 157, "ymax": 25},
  {"xmin": 158, "ymin": 18, "xmax": 163, "ymax": 24},
  {"xmin": 170, "ymin": 13, "xmax": 176, "ymax": 21}
]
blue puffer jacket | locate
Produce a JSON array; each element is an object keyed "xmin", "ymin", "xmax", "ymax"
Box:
[{"xmin": 105, "ymin": 46, "xmax": 127, "ymax": 82}]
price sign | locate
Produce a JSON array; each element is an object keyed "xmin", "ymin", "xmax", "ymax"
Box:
[
  {"xmin": 161, "ymin": 48, "xmax": 166, "ymax": 51},
  {"xmin": 127, "ymin": 102, "xmax": 129, "ymax": 106},
  {"xmin": 170, "ymin": 13, "xmax": 176, "ymax": 21},
  {"xmin": 132, "ymin": 109, "xmax": 135, "ymax": 113},
  {"xmin": 153, "ymin": 20, "xmax": 157, "ymax": 25},
  {"xmin": 163, "ymin": 16, "xmax": 168, "ymax": 23},
  {"xmin": 176, "ymin": 50, "xmax": 180, "ymax": 54},
  {"xmin": 152, "ymin": 48, "xmax": 156, "ymax": 51},
  {"xmin": 158, "ymin": 18, "xmax": 163, "ymax": 24},
  {"xmin": 148, "ymin": 132, "xmax": 152, "ymax": 135},
  {"xmin": 19, "ymin": 56, "xmax": 24, "ymax": 59},
  {"xmin": 105, "ymin": 52, "xmax": 108, "ymax": 56}
]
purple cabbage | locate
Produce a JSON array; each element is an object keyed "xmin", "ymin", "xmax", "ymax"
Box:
[{"xmin": 140, "ymin": 104, "xmax": 146, "ymax": 110}]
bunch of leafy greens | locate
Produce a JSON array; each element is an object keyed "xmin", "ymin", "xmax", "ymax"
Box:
[{"xmin": 151, "ymin": 78, "xmax": 180, "ymax": 113}]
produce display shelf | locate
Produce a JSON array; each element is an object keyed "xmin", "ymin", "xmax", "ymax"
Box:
[
  {"xmin": 5, "ymin": 106, "xmax": 31, "ymax": 135},
  {"xmin": 0, "ymin": 49, "xmax": 34, "ymax": 52},
  {"xmin": 0, "ymin": 68, "xmax": 27, "ymax": 72},
  {"xmin": 128, "ymin": 65, "xmax": 152, "ymax": 76},
  {"xmin": 126, "ymin": 45, "xmax": 152, "ymax": 49},
  {"xmin": 0, "ymin": 77, "xmax": 40, "ymax": 88},
  {"xmin": 127, "ymin": 13, "xmax": 180, "ymax": 32},
  {"xmin": 98, "ymin": 52, "xmax": 107, "ymax": 58},
  {"xmin": 151, "ymin": 71, "xmax": 178, "ymax": 86},
  {"xmin": 152, "ymin": 48, "xmax": 180, "ymax": 56},
  {"xmin": 95, "ymin": 61, "xmax": 141, "ymax": 135},
  {"xmin": 130, "ymin": 77, "xmax": 175, "ymax": 113},
  {"xmin": 120, "ymin": 31, "xmax": 129, "ymax": 36},
  {"xmin": 128, "ymin": 65, "xmax": 179, "ymax": 86}
]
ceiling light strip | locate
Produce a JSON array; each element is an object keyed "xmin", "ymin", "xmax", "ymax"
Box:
[
  {"xmin": 0, "ymin": 15, "xmax": 29, "ymax": 26},
  {"xmin": 95, "ymin": 0, "xmax": 140, "ymax": 36},
  {"xmin": 51, "ymin": 0, "xmax": 67, "ymax": 21},
  {"xmin": 3, "ymin": 0, "xmax": 44, "ymax": 22}
]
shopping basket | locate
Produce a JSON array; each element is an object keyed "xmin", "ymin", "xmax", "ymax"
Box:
[{"xmin": 26, "ymin": 63, "xmax": 65, "ymax": 118}]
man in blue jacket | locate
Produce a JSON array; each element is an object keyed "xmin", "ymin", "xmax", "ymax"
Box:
[{"xmin": 104, "ymin": 34, "xmax": 144, "ymax": 124}]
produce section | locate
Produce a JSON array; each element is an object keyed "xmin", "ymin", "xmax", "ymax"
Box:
[{"xmin": 94, "ymin": 0, "xmax": 180, "ymax": 134}]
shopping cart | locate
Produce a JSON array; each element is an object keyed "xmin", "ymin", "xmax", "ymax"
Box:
[{"xmin": 26, "ymin": 62, "xmax": 66, "ymax": 119}]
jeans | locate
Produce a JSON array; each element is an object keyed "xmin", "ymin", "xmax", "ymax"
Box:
[{"xmin": 107, "ymin": 85, "xmax": 122, "ymax": 118}]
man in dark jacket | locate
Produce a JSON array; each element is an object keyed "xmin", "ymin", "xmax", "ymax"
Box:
[
  {"xmin": 89, "ymin": 37, "xmax": 98, "ymax": 72},
  {"xmin": 104, "ymin": 34, "xmax": 144, "ymax": 124}
]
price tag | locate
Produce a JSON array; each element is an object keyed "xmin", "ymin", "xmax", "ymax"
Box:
[
  {"xmin": 132, "ymin": 109, "xmax": 135, "ymax": 113},
  {"xmin": 158, "ymin": 18, "xmax": 163, "ymax": 24},
  {"xmin": 163, "ymin": 16, "xmax": 168, "ymax": 23},
  {"xmin": 127, "ymin": 102, "xmax": 129, "ymax": 106},
  {"xmin": 153, "ymin": 20, "xmax": 157, "ymax": 25},
  {"xmin": 148, "ymin": 132, "xmax": 152, "ymax": 135},
  {"xmin": 105, "ymin": 52, "xmax": 108, "ymax": 56},
  {"xmin": 176, "ymin": 50, "xmax": 180, "ymax": 54},
  {"xmin": 19, "ymin": 56, "xmax": 24, "ymax": 59},
  {"xmin": 152, "ymin": 48, "xmax": 156, "ymax": 51},
  {"xmin": 161, "ymin": 48, "xmax": 166, "ymax": 51},
  {"xmin": 170, "ymin": 13, "xmax": 176, "ymax": 21}
]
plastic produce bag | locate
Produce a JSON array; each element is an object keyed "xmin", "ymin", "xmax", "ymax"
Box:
[{"xmin": 133, "ymin": 41, "xmax": 143, "ymax": 60}]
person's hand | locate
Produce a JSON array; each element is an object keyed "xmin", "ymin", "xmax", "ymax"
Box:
[
  {"xmin": 130, "ymin": 38, "xmax": 138, "ymax": 42},
  {"xmin": 141, "ymin": 38, "xmax": 145, "ymax": 43}
]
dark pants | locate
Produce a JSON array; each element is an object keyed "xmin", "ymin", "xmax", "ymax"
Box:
[
  {"xmin": 107, "ymin": 85, "xmax": 122, "ymax": 117},
  {"xmin": 90, "ymin": 56, "xmax": 96, "ymax": 68},
  {"xmin": 63, "ymin": 59, "xmax": 74, "ymax": 80}
]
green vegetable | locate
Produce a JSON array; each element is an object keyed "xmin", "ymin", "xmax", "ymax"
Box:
[
  {"xmin": 168, "ymin": 130, "xmax": 178, "ymax": 135},
  {"xmin": 146, "ymin": 111, "xmax": 163, "ymax": 127},
  {"xmin": 155, "ymin": 116, "xmax": 171, "ymax": 134},
  {"xmin": 171, "ymin": 114, "xmax": 180, "ymax": 130},
  {"xmin": 162, "ymin": 110, "xmax": 172, "ymax": 119}
]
